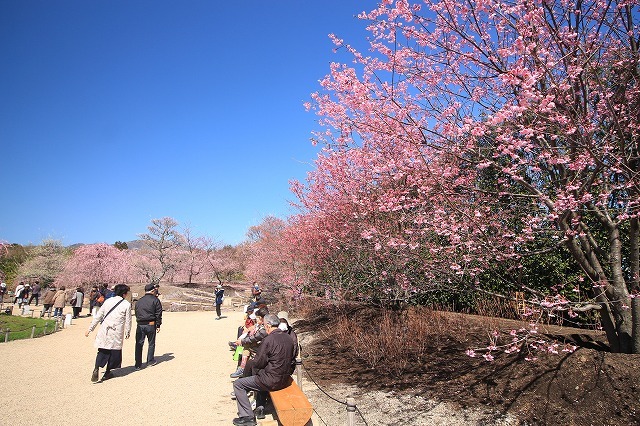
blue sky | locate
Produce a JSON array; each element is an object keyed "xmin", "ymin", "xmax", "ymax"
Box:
[{"xmin": 0, "ymin": 0, "xmax": 375, "ymax": 246}]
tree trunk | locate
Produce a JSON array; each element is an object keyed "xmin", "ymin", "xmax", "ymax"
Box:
[
  {"xmin": 630, "ymin": 217, "xmax": 640, "ymax": 353},
  {"xmin": 562, "ymin": 215, "xmax": 635, "ymax": 353}
]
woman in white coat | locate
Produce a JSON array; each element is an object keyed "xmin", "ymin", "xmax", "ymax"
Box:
[{"xmin": 85, "ymin": 284, "xmax": 132, "ymax": 382}]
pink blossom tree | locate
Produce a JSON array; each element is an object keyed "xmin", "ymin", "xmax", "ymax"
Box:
[
  {"xmin": 207, "ymin": 244, "xmax": 245, "ymax": 285},
  {"xmin": 170, "ymin": 226, "xmax": 215, "ymax": 284},
  {"xmin": 243, "ymin": 216, "xmax": 315, "ymax": 298},
  {"xmin": 300, "ymin": 0, "xmax": 640, "ymax": 353},
  {"xmin": 55, "ymin": 243, "xmax": 143, "ymax": 288}
]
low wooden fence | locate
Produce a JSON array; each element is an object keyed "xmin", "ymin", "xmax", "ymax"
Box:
[{"xmin": 1, "ymin": 315, "xmax": 66, "ymax": 343}]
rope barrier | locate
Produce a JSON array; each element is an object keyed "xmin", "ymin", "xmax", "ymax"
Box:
[{"xmin": 300, "ymin": 356, "xmax": 369, "ymax": 426}]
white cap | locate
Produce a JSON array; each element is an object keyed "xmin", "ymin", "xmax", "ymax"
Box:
[{"xmin": 277, "ymin": 311, "xmax": 289, "ymax": 322}]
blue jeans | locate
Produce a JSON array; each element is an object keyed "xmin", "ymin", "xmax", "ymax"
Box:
[
  {"xmin": 135, "ymin": 324, "xmax": 157, "ymax": 367},
  {"xmin": 53, "ymin": 307, "xmax": 63, "ymax": 317}
]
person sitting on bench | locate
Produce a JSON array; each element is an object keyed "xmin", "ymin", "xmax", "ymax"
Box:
[
  {"xmin": 230, "ymin": 307, "xmax": 269, "ymax": 378},
  {"xmin": 231, "ymin": 313, "xmax": 295, "ymax": 426}
]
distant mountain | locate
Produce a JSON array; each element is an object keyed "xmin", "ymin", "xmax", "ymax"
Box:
[
  {"xmin": 125, "ymin": 240, "xmax": 147, "ymax": 250},
  {"xmin": 64, "ymin": 240, "xmax": 147, "ymax": 250}
]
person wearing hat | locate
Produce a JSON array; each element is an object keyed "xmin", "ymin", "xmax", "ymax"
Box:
[
  {"xmin": 214, "ymin": 284, "xmax": 225, "ymax": 320},
  {"xmin": 0, "ymin": 282, "xmax": 7, "ymax": 305},
  {"xmin": 277, "ymin": 311, "xmax": 299, "ymax": 375},
  {"xmin": 134, "ymin": 283, "xmax": 163, "ymax": 369}
]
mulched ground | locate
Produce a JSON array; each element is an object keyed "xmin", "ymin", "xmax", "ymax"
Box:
[{"xmin": 294, "ymin": 304, "xmax": 640, "ymax": 425}]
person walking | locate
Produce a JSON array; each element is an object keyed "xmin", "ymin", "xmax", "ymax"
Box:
[
  {"xmin": 214, "ymin": 284, "xmax": 224, "ymax": 320},
  {"xmin": 85, "ymin": 284, "xmax": 132, "ymax": 382},
  {"xmin": 51, "ymin": 286, "xmax": 67, "ymax": 317},
  {"xmin": 13, "ymin": 282, "xmax": 25, "ymax": 307},
  {"xmin": 28, "ymin": 281, "xmax": 41, "ymax": 306},
  {"xmin": 40, "ymin": 285, "xmax": 56, "ymax": 317},
  {"xmin": 71, "ymin": 287, "xmax": 84, "ymax": 319},
  {"xmin": 134, "ymin": 284, "xmax": 163, "ymax": 369},
  {"xmin": 88, "ymin": 286, "xmax": 99, "ymax": 316},
  {"xmin": 232, "ymin": 313, "xmax": 295, "ymax": 426}
]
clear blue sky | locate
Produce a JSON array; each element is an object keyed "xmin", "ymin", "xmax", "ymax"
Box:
[{"xmin": 0, "ymin": 0, "xmax": 374, "ymax": 246}]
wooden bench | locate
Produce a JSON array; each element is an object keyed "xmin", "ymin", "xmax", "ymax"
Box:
[{"xmin": 268, "ymin": 378, "xmax": 313, "ymax": 426}]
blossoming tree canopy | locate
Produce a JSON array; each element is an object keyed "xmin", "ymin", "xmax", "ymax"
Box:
[
  {"xmin": 56, "ymin": 243, "xmax": 142, "ymax": 287},
  {"xmin": 300, "ymin": 0, "xmax": 640, "ymax": 352}
]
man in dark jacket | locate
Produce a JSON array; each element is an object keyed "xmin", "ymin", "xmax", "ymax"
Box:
[
  {"xmin": 134, "ymin": 283, "xmax": 163, "ymax": 369},
  {"xmin": 214, "ymin": 284, "xmax": 224, "ymax": 320},
  {"xmin": 232, "ymin": 313, "xmax": 295, "ymax": 426}
]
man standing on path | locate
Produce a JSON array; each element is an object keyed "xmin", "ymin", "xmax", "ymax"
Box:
[
  {"xmin": 28, "ymin": 281, "xmax": 41, "ymax": 306},
  {"xmin": 134, "ymin": 283, "xmax": 163, "ymax": 369},
  {"xmin": 232, "ymin": 313, "xmax": 295, "ymax": 426},
  {"xmin": 214, "ymin": 284, "xmax": 224, "ymax": 320}
]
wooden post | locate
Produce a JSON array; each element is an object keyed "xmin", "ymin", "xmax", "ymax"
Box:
[
  {"xmin": 515, "ymin": 292, "xmax": 525, "ymax": 316},
  {"xmin": 295, "ymin": 357, "xmax": 303, "ymax": 391},
  {"xmin": 346, "ymin": 397, "xmax": 357, "ymax": 426},
  {"xmin": 4, "ymin": 328, "xmax": 9, "ymax": 343},
  {"xmin": 43, "ymin": 323, "xmax": 47, "ymax": 335},
  {"xmin": 54, "ymin": 319, "xmax": 59, "ymax": 332},
  {"xmin": 31, "ymin": 325, "xmax": 36, "ymax": 338}
]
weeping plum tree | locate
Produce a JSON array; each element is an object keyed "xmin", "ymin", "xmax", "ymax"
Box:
[
  {"xmin": 300, "ymin": 0, "xmax": 640, "ymax": 353},
  {"xmin": 55, "ymin": 243, "xmax": 143, "ymax": 288}
]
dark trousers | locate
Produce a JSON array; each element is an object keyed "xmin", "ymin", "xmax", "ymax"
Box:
[
  {"xmin": 233, "ymin": 375, "xmax": 267, "ymax": 418},
  {"xmin": 216, "ymin": 303, "xmax": 222, "ymax": 317},
  {"xmin": 40, "ymin": 304, "xmax": 52, "ymax": 317},
  {"xmin": 135, "ymin": 324, "xmax": 157, "ymax": 367},
  {"xmin": 95, "ymin": 348, "xmax": 122, "ymax": 370},
  {"xmin": 28, "ymin": 294, "xmax": 39, "ymax": 305},
  {"xmin": 72, "ymin": 307, "xmax": 82, "ymax": 318}
]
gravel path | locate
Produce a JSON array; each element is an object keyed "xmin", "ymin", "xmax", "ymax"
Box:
[
  {"xmin": 1, "ymin": 305, "xmax": 517, "ymax": 426},
  {"xmin": 0, "ymin": 308, "xmax": 247, "ymax": 426}
]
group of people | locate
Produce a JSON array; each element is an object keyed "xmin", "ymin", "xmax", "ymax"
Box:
[
  {"xmin": 38, "ymin": 285, "xmax": 86, "ymax": 318},
  {"xmin": 0, "ymin": 281, "xmax": 88, "ymax": 319},
  {"xmin": 10, "ymin": 281, "xmax": 41, "ymax": 308},
  {"xmin": 85, "ymin": 283, "xmax": 162, "ymax": 382},
  {"xmin": 6, "ymin": 278, "xmax": 296, "ymax": 424},
  {"xmin": 227, "ymin": 283, "xmax": 300, "ymax": 426}
]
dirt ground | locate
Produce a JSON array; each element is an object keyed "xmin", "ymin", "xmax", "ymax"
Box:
[{"xmin": 295, "ymin": 307, "xmax": 640, "ymax": 426}]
